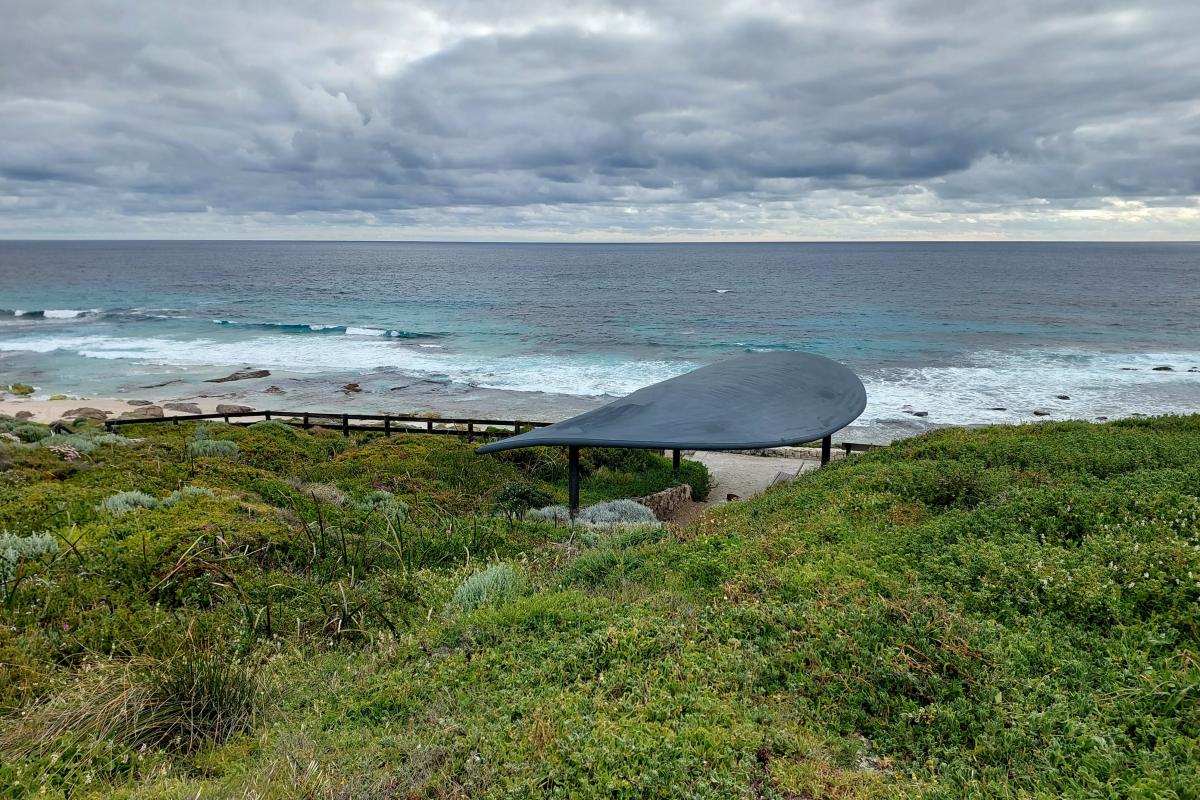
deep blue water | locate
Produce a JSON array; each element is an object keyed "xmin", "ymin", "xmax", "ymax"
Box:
[{"xmin": 1, "ymin": 241, "xmax": 1198, "ymax": 436}]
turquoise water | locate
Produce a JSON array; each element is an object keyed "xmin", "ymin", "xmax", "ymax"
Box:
[{"xmin": 1, "ymin": 240, "xmax": 1198, "ymax": 436}]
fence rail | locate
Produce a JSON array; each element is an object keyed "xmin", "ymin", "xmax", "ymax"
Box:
[{"xmin": 103, "ymin": 410, "xmax": 551, "ymax": 441}]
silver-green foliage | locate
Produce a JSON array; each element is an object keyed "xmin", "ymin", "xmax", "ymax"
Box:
[
  {"xmin": 100, "ymin": 487, "xmax": 215, "ymax": 516},
  {"xmin": 100, "ymin": 491, "xmax": 161, "ymax": 516},
  {"xmin": 578, "ymin": 499, "xmax": 659, "ymax": 526},
  {"xmin": 0, "ymin": 532, "xmax": 59, "ymax": 583},
  {"xmin": 349, "ymin": 490, "xmax": 407, "ymax": 519},
  {"xmin": 527, "ymin": 504, "xmax": 571, "ymax": 525},
  {"xmin": 187, "ymin": 438, "xmax": 239, "ymax": 458},
  {"xmin": 37, "ymin": 431, "xmax": 130, "ymax": 453},
  {"xmin": 160, "ymin": 486, "xmax": 216, "ymax": 507},
  {"xmin": 447, "ymin": 563, "xmax": 521, "ymax": 613}
]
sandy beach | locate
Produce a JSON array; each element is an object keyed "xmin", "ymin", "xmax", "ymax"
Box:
[{"xmin": 0, "ymin": 396, "xmax": 244, "ymax": 424}]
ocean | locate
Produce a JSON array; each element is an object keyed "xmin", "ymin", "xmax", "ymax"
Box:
[{"xmin": 2, "ymin": 240, "xmax": 1198, "ymax": 441}]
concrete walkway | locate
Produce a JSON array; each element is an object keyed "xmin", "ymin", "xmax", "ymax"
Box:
[{"xmin": 686, "ymin": 450, "xmax": 820, "ymax": 505}]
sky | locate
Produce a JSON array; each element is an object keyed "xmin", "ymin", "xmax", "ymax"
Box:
[{"xmin": 1, "ymin": 0, "xmax": 1198, "ymax": 241}]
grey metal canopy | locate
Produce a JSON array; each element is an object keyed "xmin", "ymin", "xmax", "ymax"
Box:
[
  {"xmin": 477, "ymin": 351, "xmax": 866, "ymax": 454},
  {"xmin": 476, "ymin": 351, "xmax": 866, "ymax": 513}
]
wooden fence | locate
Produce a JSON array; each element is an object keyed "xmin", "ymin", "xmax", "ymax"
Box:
[{"xmin": 104, "ymin": 410, "xmax": 551, "ymax": 442}]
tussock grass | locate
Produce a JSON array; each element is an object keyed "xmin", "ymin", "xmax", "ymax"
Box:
[
  {"xmin": 2, "ymin": 646, "xmax": 266, "ymax": 761},
  {"xmin": 447, "ymin": 563, "xmax": 521, "ymax": 612}
]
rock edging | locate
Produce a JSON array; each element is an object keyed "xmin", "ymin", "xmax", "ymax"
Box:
[{"xmin": 633, "ymin": 484, "xmax": 693, "ymax": 521}]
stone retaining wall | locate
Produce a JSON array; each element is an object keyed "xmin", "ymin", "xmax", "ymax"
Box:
[{"xmin": 634, "ymin": 484, "xmax": 692, "ymax": 521}]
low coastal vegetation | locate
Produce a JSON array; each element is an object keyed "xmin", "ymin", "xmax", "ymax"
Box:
[{"xmin": 1, "ymin": 414, "xmax": 1197, "ymax": 798}]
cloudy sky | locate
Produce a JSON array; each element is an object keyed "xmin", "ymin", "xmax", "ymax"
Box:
[{"xmin": 2, "ymin": 0, "xmax": 1198, "ymax": 240}]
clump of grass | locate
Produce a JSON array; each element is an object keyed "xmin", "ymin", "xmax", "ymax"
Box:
[
  {"xmin": 100, "ymin": 490, "xmax": 160, "ymax": 516},
  {"xmin": 2, "ymin": 646, "xmax": 267, "ymax": 759},
  {"xmin": 447, "ymin": 563, "xmax": 521, "ymax": 613},
  {"xmin": 188, "ymin": 438, "xmax": 239, "ymax": 458},
  {"xmin": 160, "ymin": 486, "xmax": 216, "ymax": 507},
  {"xmin": 527, "ymin": 504, "xmax": 571, "ymax": 525},
  {"xmin": 291, "ymin": 480, "xmax": 346, "ymax": 506}
]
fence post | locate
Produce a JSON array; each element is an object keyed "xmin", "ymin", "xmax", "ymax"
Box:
[
  {"xmin": 342, "ymin": 414, "xmax": 349, "ymax": 437},
  {"xmin": 821, "ymin": 435, "xmax": 832, "ymax": 466},
  {"xmin": 467, "ymin": 422, "xmax": 474, "ymax": 442},
  {"xmin": 568, "ymin": 446, "xmax": 580, "ymax": 518},
  {"xmin": 672, "ymin": 449, "xmax": 681, "ymax": 479},
  {"xmin": 384, "ymin": 415, "xmax": 391, "ymax": 437},
  {"xmin": 265, "ymin": 411, "xmax": 272, "ymax": 421},
  {"xmin": 426, "ymin": 419, "xmax": 433, "ymax": 432}
]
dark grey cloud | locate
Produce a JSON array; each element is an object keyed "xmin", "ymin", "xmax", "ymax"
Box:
[{"xmin": 1, "ymin": 0, "xmax": 1198, "ymax": 238}]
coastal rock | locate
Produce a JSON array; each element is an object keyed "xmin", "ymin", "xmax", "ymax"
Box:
[
  {"xmin": 206, "ymin": 369, "xmax": 271, "ymax": 383},
  {"xmin": 15, "ymin": 411, "xmax": 34, "ymax": 419},
  {"xmin": 988, "ymin": 407, "xmax": 1007, "ymax": 411},
  {"xmin": 118, "ymin": 405, "xmax": 164, "ymax": 420},
  {"xmin": 216, "ymin": 403, "xmax": 253, "ymax": 414},
  {"xmin": 265, "ymin": 385, "xmax": 285, "ymax": 394},
  {"xmin": 911, "ymin": 411, "xmax": 929, "ymax": 418},
  {"xmin": 1033, "ymin": 409, "xmax": 1052, "ymax": 417},
  {"xmin": 163, "ymin": 402, "xmax": 202, "ymax": 414},
  {"xmin": 1121, "ymin": 368, "xmax": 1137, "ymax": 371},
  {"xmin": 1055, "ymin": 395, "xmax": 1070, "ymax": 400},
  {"xmin": 1096, "ymin": 416, "xmax": 1109, "ymax": 421},
  {"xmin": 343, "ymin": 382, "xmax": 362, "ymax": 393},
  {"xmin": 1152, "ymin": 366, "xmax": 1173, "ymax": 371},
  {"xmin": 62, "ymin": 407, "xmax": 110, "ymax": 421},
  {"xmin": 139, "ymin": 379, "xmax": 182, "ymax": 389},
  {"xmin": 0, "ymin": 432, "xmax": 20, "ymax": 444},
  {"xmin": 127, "ymin": 399, "xmax": 153, "ymax": 406}
]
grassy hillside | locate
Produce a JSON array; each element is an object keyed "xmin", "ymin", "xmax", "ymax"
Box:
[{"xmin": 1, "ymin": 416, "xmax": 1197, "ymax": 798}]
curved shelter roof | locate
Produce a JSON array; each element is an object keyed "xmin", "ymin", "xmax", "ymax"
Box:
[{"xmin": 476, "ymin": 351, "xmax": 866, "ymax": 454}]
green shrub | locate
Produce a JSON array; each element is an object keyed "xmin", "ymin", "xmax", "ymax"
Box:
[
  {"xmin": 447, "ymin": 563, "xmax": 521, "ymax": 613},
  {"xmin": 99, "ymin": 490, "xmax": 160, "ymax": 516},
  {"xmin": 494, "ymin": 481, "xmax": 553, "ymax": 520},
  {"xmin": 246, "ymin": 420, "xmax": 300, "ymax": 437},
  {"xmin": 0, "ymin": 419, "xmax": 51, "ymax": 443}
]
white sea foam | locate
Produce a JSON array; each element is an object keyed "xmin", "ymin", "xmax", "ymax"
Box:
[
  {"xmin": 42, "ymin": 309, "xmax": 99, "ymax": 319},
  {"xmin": 0, "ymin": 333, "xmax": 694, "ymax": 396},
  {"xmin": 345, "ymin": 327, "xmax": 387, "ymax": 336},
  {"xmin": 858, "ymin": 349, "xmax": 1200, "ymax": 425},
  {"xmin": 1, "ymin": 334, "xmax": 1196, "ymax": 414}
]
